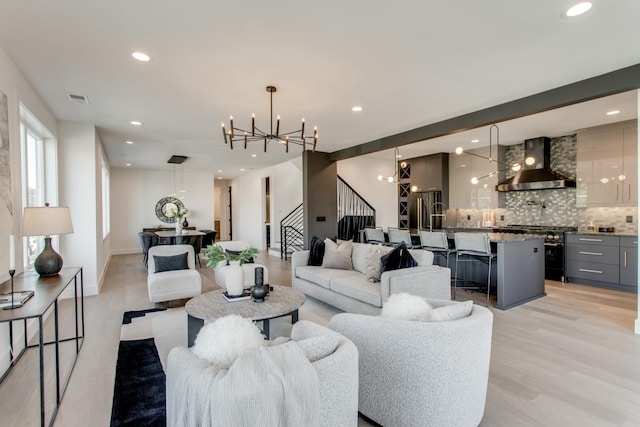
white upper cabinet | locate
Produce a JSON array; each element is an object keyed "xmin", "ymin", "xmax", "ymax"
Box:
[
  {"xmin": 449, "ymin": 146, "xmax": 505, "ymax": 209},
  {"xmin": 577, "ymin": 120, "xmax": 637, "ymax": 207}
]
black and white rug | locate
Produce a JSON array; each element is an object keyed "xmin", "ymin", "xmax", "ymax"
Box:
[{"xmin": 110, "ymin": 308, "xmax": 186, "ymax": 427}]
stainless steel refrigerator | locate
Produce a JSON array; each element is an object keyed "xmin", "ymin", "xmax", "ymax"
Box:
[{"xmin": 408, "ymin": 190, "xmax": 444, "ymax": 231}]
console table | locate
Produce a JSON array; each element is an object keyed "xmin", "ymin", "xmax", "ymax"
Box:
[{"xmin": 0, "ymin": 267, "xmax": 84, "ymax": 427}]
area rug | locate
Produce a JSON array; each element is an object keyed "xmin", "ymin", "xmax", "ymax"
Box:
[{"xmin": 110, "ymin": 308, "xmax": 180, "ymax": 427}]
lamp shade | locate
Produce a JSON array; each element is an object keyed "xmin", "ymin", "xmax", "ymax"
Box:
[{"xmin": 22, "ymin": 205, "xmax": 74, "ymax": 237}]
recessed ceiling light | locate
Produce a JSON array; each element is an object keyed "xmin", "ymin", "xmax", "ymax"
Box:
[
  {"xmin": 471, "ymin": 139, "xmax": 479, "ymax": 143},
  {"xmin": 217, "ymin": 169, "xmax": 222, "ymax": 173},
  {"xmin": 251, "ymin": 154, "xmax": 257, "ymax": 157},
  {"xmin": 132, "ymin": 52, "xmax": 151, "ymax": 62},
  {"xmin": 130, "ymin": 121, "xmax": 142, "ymax": 126},
  {"xmin": 125, "ymin": 163, "xmax": 132, "ymax": 167},
  {"xmin": 565, "ymin": 2, "xmax": 592, "ymax": 17},
  {"xmin": 351, "ymin": 106, "xmax": 363, "ymax": 112},
  {"xmin": 240, "ymin": 168, "xmax": 245, "ymax": 172},
  {"xmin": 126, "ymin": 140, "xmax": 134, "ymax": 145},
  {"xmin": 218, "ymin": 176, "xmax": 223, "ymax": 180},
  {"xmin": 606, "ymin": 110, "xmax": 620, "ymax": 116}
]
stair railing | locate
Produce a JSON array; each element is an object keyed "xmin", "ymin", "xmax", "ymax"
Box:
[
  {"xmin": 337, "ymin": 175, "xmax": 376, "ymax": 242},
  {"xmin": 280, "ymin": 203, "xmax": 304, "ymax": 259}
]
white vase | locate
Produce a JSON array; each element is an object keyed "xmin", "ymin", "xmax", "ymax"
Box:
[
  {"xmin": 225, "ymin": 261, "xmax": 245, "ymax": 296},
  {"xmin": 175, "ymin": 219, "xmax": 183, "ymax": 233}
]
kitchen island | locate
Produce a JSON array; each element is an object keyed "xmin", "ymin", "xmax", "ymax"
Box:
[{"xmin": 452, "ymin": 232, "xmax": 545, "ymax": 310}]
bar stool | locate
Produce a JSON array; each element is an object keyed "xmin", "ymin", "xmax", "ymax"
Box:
[
  {"xmin": 388, "ymin": 227, "xmax": 418, "ymax": 248},
  {"xmin": 419, "ymin": 230, "xmax": 456, "ymax": 269},
  {"xmin": 453, "ymin": 233, "xmax": 496, "ymax": 307},
  {"xmin": 364, "ymin": 227, "xmax": 386, "ymax": 245}
]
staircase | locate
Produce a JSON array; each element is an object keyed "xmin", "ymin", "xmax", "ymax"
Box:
[
  {"xmin": 280, "ymin": 203, "xmax": 304, "ymax": 260},
  {"xmin": 337, "ymin": 175, "xmax": 376, "ymax": 242},
  {"xmin": 279, "ymin": 177, "xmax": 376, "ymax": 259}
]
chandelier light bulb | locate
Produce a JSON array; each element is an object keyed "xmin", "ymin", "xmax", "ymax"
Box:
[
  {"xmin": 471, "ymin": 177, "xmax": 479, "ymax": 185},
  {"xmin": 455, "ymin": 147, "xmax": 463, "ymax": 155},
  {"xmin": 411, "ymin": 185, "xmax": 418, "ymax": 192},
  {"xmin": 619, "ymin": 174, "xmax": 626, "ymax": 181},
  {"xmin": 387, "ymin": 176, "xmax": 394, "ymax": 183},
  {"xmin": 378, "ymin": 175, "xmax": 384, "ymax": 181},
  {"xmin": 400, "ymin": 161, "xmax": 407, "ymax": 168}
]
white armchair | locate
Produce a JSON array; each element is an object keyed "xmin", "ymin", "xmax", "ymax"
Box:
[
  {"xmin": 147, "ymin": 244, "xmax": 202, "ymax": 303},
  {"xmin": 213, "ymin": 241, "xmax": 269, "ymax": 290},
  {"xmin": 330, "ymin": 299, "xmax": 493, "ymax": 427}
]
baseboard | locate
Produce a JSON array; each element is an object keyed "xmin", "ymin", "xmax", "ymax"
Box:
[{"xmin": 112, "ymin": 248, "xmax": 142, "ymax": 255}]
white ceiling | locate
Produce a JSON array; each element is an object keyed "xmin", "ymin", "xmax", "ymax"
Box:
[{"xmin": 0, "ymin": 0, "xmax": 638, "ymax": 177}]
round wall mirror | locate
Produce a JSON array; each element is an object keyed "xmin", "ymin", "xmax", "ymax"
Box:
[{"xmin": 155, "ymin": 197, "xmax": 185, "ymax": 223}]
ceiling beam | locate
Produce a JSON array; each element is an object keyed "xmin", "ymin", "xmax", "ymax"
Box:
[{"xmin": 330, "ymin": 62, "xmax": 640, "ymax": 161}]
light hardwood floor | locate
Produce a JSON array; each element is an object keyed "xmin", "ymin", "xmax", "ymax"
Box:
[{"xmin": 1, "ymin": 251, "xmax": 639, "ymax": 426}]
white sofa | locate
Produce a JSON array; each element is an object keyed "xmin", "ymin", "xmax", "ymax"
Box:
[
  {"xmin": 330, "ymin": 299, "xmax": 493, "ymax": 427},
  {"xmin": 291, "ymin": 242, "xmax": 451, "ymax": 315},
  {"xmin": 147, "ymin": 244, "xmax": 202, "ymax": 303},
  {"xmin": 166, "ymin": 320, "xmax": 359, "ymax": 427}
]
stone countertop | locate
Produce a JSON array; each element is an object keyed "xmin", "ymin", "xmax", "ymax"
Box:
[
  {"xmin": 442, "ymin": 230, "xmax": 543, "ymax": 243},
  {"xmin": 566, "ymin": 231, "xmax": 638, "ymax": 238}
]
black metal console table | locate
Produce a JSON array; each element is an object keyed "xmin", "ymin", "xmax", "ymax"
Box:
[{"xmin": 0, "ymin": 267, "xmax": 84, "ymax": 427}]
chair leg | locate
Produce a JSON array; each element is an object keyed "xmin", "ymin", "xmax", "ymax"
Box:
[
  {"xmin": 453, "ymin": 253, "xmax": 459, "ymax": 300},
  {"xmin": 486, "ymin": 257, "xmax": 492, "ymax": 307}
]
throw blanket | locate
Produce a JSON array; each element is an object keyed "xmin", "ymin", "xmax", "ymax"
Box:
[{"xmin": 168, "ymin": 341, "xmax": 319, "ymax": 427}]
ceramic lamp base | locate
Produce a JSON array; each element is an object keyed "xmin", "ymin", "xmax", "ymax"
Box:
[{"xmin": 34, "ymin": 237, "xmax": 63, "ymax": 276}]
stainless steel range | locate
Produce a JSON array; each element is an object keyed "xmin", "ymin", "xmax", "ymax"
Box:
[{"xmin": 495, "ymin": 225, "xmax": 578, "ymax": 282}]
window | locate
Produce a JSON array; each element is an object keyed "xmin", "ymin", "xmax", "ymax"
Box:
[
  {"xmin": 101, "ymin": 151, "xmax": 110, "ymax": 239},
  {"xmin": 20, "ymin": 105, "xmax": 55, "ymax": 267}
]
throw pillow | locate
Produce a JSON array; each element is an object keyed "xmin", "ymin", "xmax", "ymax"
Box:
[
  {"xmin": 153, "ymin": 252, "xmax": 189, "ymax": 273},
  {"xmin": 424, "ymin": 300, "xmax": 473, "ymax": 322},
  {"xmin": 307, "ymin": 236, "xmax": 326, "ymax": 266},
  {"xmin": 321, "ymin": 238, "xmax": 353, "ymax": 270},
  {"xmin": 365, "ymin": 244, "xmax": 392, "ymax": 282},
  {"xmin": 192, "ymin": 315, "xmax": 265, "ymax": 368},
  {"xmin": 381, "ymin": 292, "xmax": 432, "ymax": 321},
  {"xmin": 380, "ymin": 242, "xmax": 417, "ymax": 273},
  {"xmin": 295, "ymin": 333, "xmax": 340, "ymax": 362}
]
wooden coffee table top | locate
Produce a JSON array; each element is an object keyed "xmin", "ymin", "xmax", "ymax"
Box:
[{"xmin": 185, "ymin": 285, "xmax": 305, "ymax": 323}]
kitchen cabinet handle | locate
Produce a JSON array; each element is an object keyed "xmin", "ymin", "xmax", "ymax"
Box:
[
  {"xmin": 616, "ymin": 184, "xmax": 619, "ymax": 201},
  {"xmin": 628, "ymin": 184, "xmax": 631, "ymax": 200},
  {"xmin": 579, "ymin": 268, "xmax": 603, "ymax": 274},
  {"xmin": 578, "ymin": 238, "xmax": 603, "ymax": 242},
  {"xmin": 624, "ymin": 251, "xmax": 628, "ymax": 267},
  {"xmin": 578, "ymin": 251, "xmax": 602, "ymax": 256}
]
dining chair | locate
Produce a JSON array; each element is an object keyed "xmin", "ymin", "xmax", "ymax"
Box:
[
  {"xmin": 175, "ymin": 234, "xmax": 203, "ymax": 267},
  {"xmin": 138, "ymin": 231, "xmax": 159, "ymax": 268},
  {"xmin": 453, "ymin": 232, "xmax": 496, "ymax": 307},
  {"xmin": 419, "ymin": 230, "xmax": 456, "ymax": 270}
]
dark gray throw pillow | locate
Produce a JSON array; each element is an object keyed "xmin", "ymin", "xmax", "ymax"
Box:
[
  {"xmin": 154, "ymin": 252, "xmax": 189, "ymax": 273},
  {"xmin": 225, "ymin": 249, "xmax": 254, "ymax": 264},
  {"xmin": 307, "ymin": 236, "xmax": 325, "ymax": 266},
  {"xmin": 380, "ymin": 242, "xmax": 417, "ymax": 273}
]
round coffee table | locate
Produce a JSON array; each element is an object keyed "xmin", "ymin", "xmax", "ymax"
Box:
[{"xmin": 185, "ymin": 285, "xmax": 306, "ymax": 346}]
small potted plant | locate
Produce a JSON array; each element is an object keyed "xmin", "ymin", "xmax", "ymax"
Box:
[
  {"xmin": 204, "ymin": 244, "xmax": 258, "ymax": 268},
  {"xmin": 167, "ymin": 206, "xmax": 189, "ymax": 232}
]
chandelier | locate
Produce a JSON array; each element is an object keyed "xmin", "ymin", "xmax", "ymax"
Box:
[
  {"xmin": 377, "ymin": 147, "xmax": 405, "ymax": 183},
  {"xmin": 221, "ymin": 86, "xmax": 318, "ymax": 153}
]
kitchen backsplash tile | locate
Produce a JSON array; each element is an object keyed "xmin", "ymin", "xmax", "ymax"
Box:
[{"xmin": 453, "ymin": 134, "xmax": 638, "ymax": 235}]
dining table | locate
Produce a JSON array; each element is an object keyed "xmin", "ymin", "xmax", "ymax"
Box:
[{"xmin": 155, "ymin": 229, "xmax": 205, "ymax": 245}]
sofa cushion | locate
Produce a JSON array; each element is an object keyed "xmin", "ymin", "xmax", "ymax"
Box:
[
  {"xmin": 322, "ymin": 239, "xmax": 353, "ymax": 270},
  {"xmin": 381, "ymin": 242, "xmax": 417, "ymax": 273},
  {"xmin": 153, "ymin": 252, "xmax": 189, "ymax": 273},
  {"xmin": 365, "ymin": 244, "xmax": 392, "ymax": 282},
  {"xmin": 307, "ymin": 236, "xmax": 325, "ymax": 266},
  {"xmin": 330, "ymin": 274, "xmax": 383, "ymax": 307},
  {"xmin": 296, "ymin": 266, "xmax": 359, "ymax": 289},
  {"xmin": 351, "ymin": 243, "xmax": 373, "ymax": 274}
]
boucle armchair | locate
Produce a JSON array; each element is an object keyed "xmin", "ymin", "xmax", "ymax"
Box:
[
  {"xmin": 147, "ymin": 244, "xmax": 202, "ymax": 303},
  {"xmin": 166, "ymin": 320, "xmax": 359, "ymax": 427},
  {"xmin": 330, "ymin": 299, "xmax": 493, "ymax": 427}
]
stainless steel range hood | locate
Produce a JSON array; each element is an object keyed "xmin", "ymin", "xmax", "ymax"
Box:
[{"xmin": 496, "ymin": 137, "xmax": 576, "ymax": 192}]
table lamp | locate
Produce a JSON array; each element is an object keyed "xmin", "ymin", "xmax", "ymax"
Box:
[{"xmin": 22, "ymin": 203, "xmax": 74, "ymax": 276}]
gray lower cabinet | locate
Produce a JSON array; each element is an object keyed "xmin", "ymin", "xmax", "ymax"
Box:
[
  {"xmin": 619, "ymin": 237, "xmax": 638, "ymax": 289},
  {"xmin": 566, "ymin": 234, "xmax": 637, "ymax": 293}
]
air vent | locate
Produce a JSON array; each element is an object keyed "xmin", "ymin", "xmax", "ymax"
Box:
[
  {"xmin": 67, "ymin": 93, "xmax": 90, "ymax": 105},
  {"xmin": 167, "ymin": 155, "xmax": 188, "ymax": 164}
]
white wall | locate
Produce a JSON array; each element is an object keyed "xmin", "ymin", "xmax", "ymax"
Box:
[
  {"xmin": 337, "ymin": 155, "xmax": 398, "ymax": 229},
  {"xmin": 0, "ymin": 45, "xmax": 58, "ymax": 376},
  {"xmin": 110, "ymin": 168, "xmax": 215, "ymax": 253}
]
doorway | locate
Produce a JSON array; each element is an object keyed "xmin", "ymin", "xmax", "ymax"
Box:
[{"xmin": 264, "ymin": 176, "xmax": 271, "ymax": 248}]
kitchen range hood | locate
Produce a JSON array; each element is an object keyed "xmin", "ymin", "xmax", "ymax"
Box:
[{"xmin": 496, "ymin": 137, "xmax": 576, "ymax": 192}]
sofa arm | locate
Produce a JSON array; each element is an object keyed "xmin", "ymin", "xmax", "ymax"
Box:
[
  {"xmin": 291, "ymin": 250, "xmax": 310, "ymax": 278},
  {"xmin": 380, "ymin": 266, "xmax": 451, "ymax": 301}
]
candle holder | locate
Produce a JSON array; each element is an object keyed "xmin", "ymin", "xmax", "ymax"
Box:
[{"xmin": 1, "ymin": 270, "xmax": 34, "ymax": 310}]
